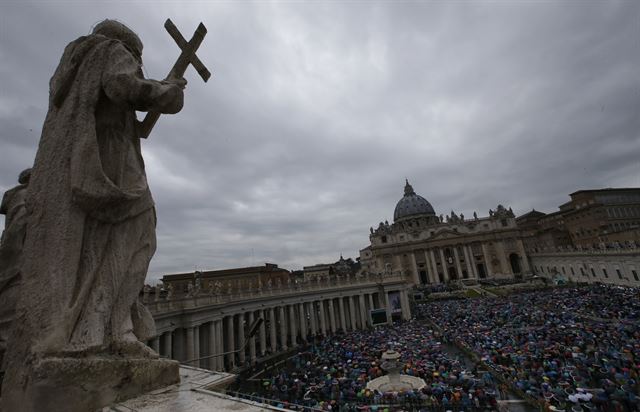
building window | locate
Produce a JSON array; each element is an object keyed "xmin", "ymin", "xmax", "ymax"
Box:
[
  {"xmin": 562, "ymin": 267, "xmax": 566, "ymax": 274},
  {"xmin": 570, "ymin": 267, "xmax": 575, "ymax": 275},
  {"xmin": 633, "ymin": 270, "xmax": 639, "ymax": 281},
  {"xmin": 602, "ymin": 268, "xmax": 608, "ymax": 278},
  {"xmin": 591, "ymin": 268, "xmax": 596, "ymax": 277},
  {"xmin": 501, "ymin": 219, "xmax": 508, "ymax": 227},
  {"xmin": 580, "ymin": 268, "xmax": 586, "ymax": 277},
  {"xmin": 381, "ymin": 236, "xmax": 387, "ymax": 243},
  {"xmin": 616, "ymin": 269, "xmax": 623, "ymax": 280}
]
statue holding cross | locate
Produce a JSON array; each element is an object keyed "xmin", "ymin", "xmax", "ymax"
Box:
[{"xmin": 0, "ymin": 19, "xmax": 211, "ymax": 412}]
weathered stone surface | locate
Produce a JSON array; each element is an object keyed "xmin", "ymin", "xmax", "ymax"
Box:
[
  {"xmin": 0, "ymin": 169, "xmax": 30, "ymax": 370},
  {"xmin": 18, "ymin": 356, "xmax": 179, "ymax": 412},
  {"xmin": 1, "ymin": 20, "xmax": 186, "ymax": 411}
]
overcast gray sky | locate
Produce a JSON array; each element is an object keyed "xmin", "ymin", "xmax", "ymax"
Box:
[{"xmin": 1, "ymin": 1, "xmax": 639, "ymax": 282}]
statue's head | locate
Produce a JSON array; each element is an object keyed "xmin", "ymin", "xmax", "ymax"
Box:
[
  {"xmin": 18, "ymin": 168, "xmax": 32, "ymax": 185},
  {"xmin": 92, "ymin": 19, "xmax": 143, "ymax": 59}
]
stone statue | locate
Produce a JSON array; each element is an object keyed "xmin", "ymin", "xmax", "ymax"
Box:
[
  {"xmin": 165, "ymin": 283, "xmax": 174, "ymax": 300},
  {"xmin": 142, "ymin": 284, "xmax": 151, "ymax": 302},
  {"xmin": 0, "ymin": 168, "xmax": 31, "ymax": 371},
  {"xmin": 460, "ymin": 213, "xmax": 464, "ymax": 221},
  {"xmin": 187, "ymin": 282, "xmax": 195, "ymax": 296},
  {"xmin": 473, "ymin": 211, "xmax": 478, "ymax": 220},
  {"xmin": 0, "ymin": 19, "xmax": 207, "ymax": 411},
  {"xmin": 439, "ymin": 214, "xmax": 444, "ymax": 222}
]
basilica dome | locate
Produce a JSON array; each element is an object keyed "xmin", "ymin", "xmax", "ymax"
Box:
[{"xmin": 393, "ymin": 180, "xmax": 436, "ymax": 222}]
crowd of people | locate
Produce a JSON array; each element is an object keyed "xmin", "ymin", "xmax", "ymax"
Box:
[
  {"xmin": 232, "ymin": 322, "xmax": 501, "ymax": 411},
  {"xmin": 420, "ymin": 285, "xmax": 640, "ymax": 411}
]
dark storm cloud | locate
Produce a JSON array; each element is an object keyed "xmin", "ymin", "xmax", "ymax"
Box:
[{"xmin": 1, "ymin": 1, "xmax": 638, "ymax": 281}]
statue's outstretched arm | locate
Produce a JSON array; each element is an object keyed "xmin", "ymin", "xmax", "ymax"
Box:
[{"xmin": 102, "ymin": 43, "xmax": 184, "ymax": 114}]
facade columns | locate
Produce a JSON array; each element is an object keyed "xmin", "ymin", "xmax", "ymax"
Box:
[
  {"xmin": 226, "ymin": 316, "xmax": 235, "ymax": 370},
  {"xmin": 400, "ymin": 290, "xmax": 411, "ymax": 320},
  {"xmin": 429, "ymin": 249, "xmax": 440, "ymax": 283},
  {"xmin": 517, "ymin": 239, "xmax": 531, "ymax": 272},
  {"xmin": 468, "ymin": 245, "xmax": 479, "ymax": 277},
  {"xmin": 424, "ymin": 250, "xmax": 434, "ymax": 283},
  {"xmin": 383, "ymin": 291, "xmax": 392, "ymax": 325},
  {"xmin": 481, "ymin": 243, "xmax": 494, "ymax": 277},
  {"xmin": 438, "ymin": 248, "xmax": 448, "ymax": 282},
  {"xmin": 269, "ymin": 307, "xmax": 277, "ymax": 353},
  {"xmin": 258, "ymin": 309, "xmax": 267, "ymax": 356},
  {"xmin": 409, "ymin": 252, "xmax": 420, "ymax": 284},
  {"xmin": 453, "ymin": 246, "xmax": 464, "ymax": 279},
  {"xmin": 495, "ymin": 241, "xmax": 511, "ymax": 275},
  {"xmin": 463, "ymin": 246, "xmax": 474, "ymax": 278}
]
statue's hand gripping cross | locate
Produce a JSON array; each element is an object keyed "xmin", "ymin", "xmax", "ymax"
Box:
[{"xmin": 139, "ymin": 19, "xmax": 211, "ymax": 139}]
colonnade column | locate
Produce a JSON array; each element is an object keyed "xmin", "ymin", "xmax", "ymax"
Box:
[
  {"xmin": 226, "ymin": 316, "xmax": 235, "ymax": 370},
  {"xmin": 248, "ymin": 311, "xmax": 257, "ymax": 364},
  {"xmin": 298, "ymin": 303, "xmax": 307, "ymax": 342},
  {"xmin": 288, "ymin": 305, "xmax": 297, "ymax": 347},
  {"xmin": 279, "ymin": 306, "xmax": 288, "ymax": 351},
  {"xmin": 338, "ymin": 298, "xmax": 347, "ymax": 331},
  {"xmin": 429, "ymin": 249, "xmax": 440, "ymax": 283},
  {"xmin": 495, "ymin": 241, "xmax": 511, "ymax": 275},
  {"xmin": 383, "ymin": 291, "xmax": 392, "ymax": 325},
  {"xmin": 327, "ymin": 299, "xmax": 336, "ymax": 333},
  {"xmin": 348, "ymin": 296, "xmax": 357, "ymax": 330},
  {"xmin": 318, "ymin": 300, "xmax": 327, "ymax": 335},
  {"xmin": 269, "ymin": 307, "xmax": 277, "ymax": 353},
  {"xmin": 186, "ymin": 326, "xmax": 195, "ymax": 366},
  {"xmin": 215, "ymin": 320, "xmax": 223, "ymax": 371},
  {"xmin": 238, "ymin": 313, "xmax": 246, "ymax": 366},
  {"xmin": 438, "ymin": 248, "xmax": 448, "ymax": 282},
  {"xmin": 162, "ymin": 331, "xmax": 172, "ymax": 359},
  {"xmin": 309, "ymin": 302, "xmax": 318, "ymax": 336},
  {"xmin": 358, "ymin": 295, "xmax": 367, "ymax": 329},
  {"xmin": 453, "ymin": 246, "xmax": 463, "ymax": 279},
  {"xmin": 208, "ymin": 321, "xmax": 217, "ymax": 370},
  {"xmin": 193, "ymin": 325, "xmax": 200, "ymax": 368},
  {"xmin": 258, "ymin": 309, "xmax": 267, "ymax": 356}
]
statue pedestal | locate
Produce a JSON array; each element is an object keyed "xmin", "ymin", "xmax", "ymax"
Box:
[{"xmin": 6, "ymin": 356, "xmax": 179, "ymax": 412}]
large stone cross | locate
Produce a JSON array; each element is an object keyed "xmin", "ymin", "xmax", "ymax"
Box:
[{"xmin": 139, "ymin": 19, "xmax": 211, "ymax": 138}]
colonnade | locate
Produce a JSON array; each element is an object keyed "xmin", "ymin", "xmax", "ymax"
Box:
[{"xmin": 149, "ymin": 289, "xmax": 411, "ymax": 372}]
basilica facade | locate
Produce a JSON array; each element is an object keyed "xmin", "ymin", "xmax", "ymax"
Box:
[{"xmin": 359, "ymin": 180, "xmax": 530, "ymax": 285}]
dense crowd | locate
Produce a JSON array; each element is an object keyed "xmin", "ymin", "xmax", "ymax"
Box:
[
  {"xmin": 420, "ymin": 285, "xmax": 640, "ymax": 411},
  {"xmin": 233, "ymin": 322, "xmax": 501, "ymax": 411}
]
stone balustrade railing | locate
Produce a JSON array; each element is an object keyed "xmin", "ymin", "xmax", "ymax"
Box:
[
  {"xmin": 528, "ymin": 243, "xmax": 638, "ymax": 256},
  {"xmin": 145, "ymin": 272, "xmax": 408, "ymax": 315}
]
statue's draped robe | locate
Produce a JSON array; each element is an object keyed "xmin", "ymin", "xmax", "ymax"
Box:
[
  {"xmin": 3, "ymin": 32, "xmax": 183, "ymax": 383},
  {"xmin": 0, "ymin": 182, "xmax": 28, "ymax": 366}
]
